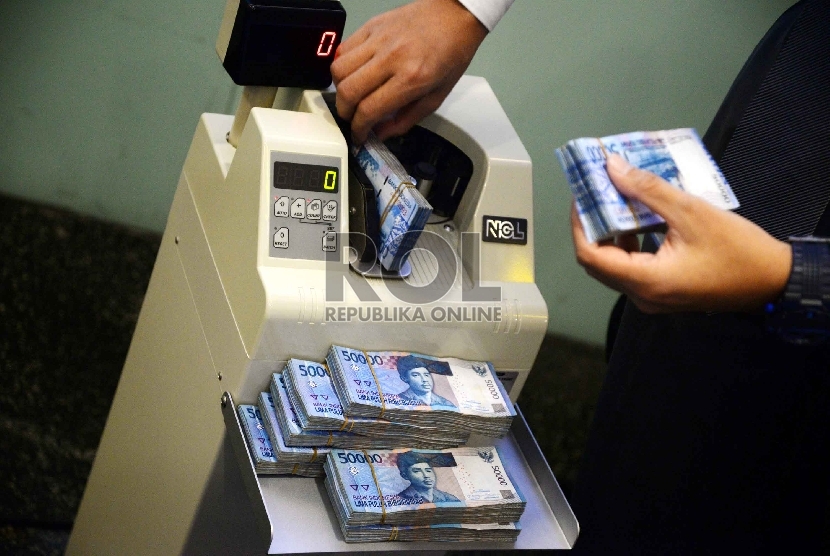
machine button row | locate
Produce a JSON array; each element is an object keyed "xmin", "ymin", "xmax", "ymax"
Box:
[
  {"xmin": 272, "ymin": 227, "xmax": 338, "ymax": 253},
  {"xmin": 275, "ymin": 197, "xmax": 337, "ymax": 221}
]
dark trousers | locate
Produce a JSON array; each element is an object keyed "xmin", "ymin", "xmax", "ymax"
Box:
[{"xmin": 572, "ymin": 303, "xmax": 830, "ymax": 554}]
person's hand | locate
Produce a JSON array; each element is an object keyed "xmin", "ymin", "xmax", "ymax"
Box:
[
  {"xmin": 572, "ymin": 154, "xmax": 792, "ymax": 313},
  {"xmin": 330, "ymin": 0, "xmax": 488, "ymax": 144}
]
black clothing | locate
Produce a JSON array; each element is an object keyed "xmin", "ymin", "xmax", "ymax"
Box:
[{"xmin": 572, "ymin": 1, "xmax": 830, "ymax": 553}]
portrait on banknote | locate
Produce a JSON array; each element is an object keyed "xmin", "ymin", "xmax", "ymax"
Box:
[
  {"xmin": 391, "ymin": 355, "xmax": 457, "ymax": 408},
  {"xmin": 393, "ymin": 451, "xmax": 461, "ymax": 503}
]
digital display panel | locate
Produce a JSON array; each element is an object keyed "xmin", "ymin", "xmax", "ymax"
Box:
[
  {"xmin": 222, "ymin": 1, "xmax": 346, "ymax": 88},
  {"xmin": 246, "ymin": 24, "xmax": 340, "ymax": 75},
  {"xmin": 273, "ymin": 161, "xmax": 339, "ymax": 193}
]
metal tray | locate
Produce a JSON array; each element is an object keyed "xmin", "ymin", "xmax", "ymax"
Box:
[{"xmin": 222, "ymin": 391, "xmax": 578, "ymax": 553}]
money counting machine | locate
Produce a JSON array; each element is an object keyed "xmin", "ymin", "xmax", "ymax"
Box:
[{"xmin": 68, "ymin": 1, "xmax": 577, "ymax": 553}]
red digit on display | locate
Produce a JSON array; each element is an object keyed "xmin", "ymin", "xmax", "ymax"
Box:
[{"xmin": 317, "ymin": 31, "xmax": 337, "ymax": 57}]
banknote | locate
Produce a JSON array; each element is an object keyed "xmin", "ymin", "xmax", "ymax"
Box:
[
  {"xmin": 331, "ymin": 509, "xmax": 521, "ymax": 543},
  {"xmin": 354, "ymin": 132, "xmax": 432, "ymax": 272},
  {"xmin": 324, "ymin": 446, "xmax": 526, "ymax": 527},
  {"xmin": 280, "ymin": 359, "xmax": 346, "ymax": 430},
  {"xmin": 270, "ymin": 370, "xmax": 354, "ymax": 447},
  {"xmin": 556, "ymin": 128, "xmax": 737, "ymax": 242},
  {"xmin": 237, "ymin": 404, "xmax": 278, "ymax": 469},
  {"xmin": 326, "ymin": 346, "xmax": 515, "ymax": 437},
  {"xmin": 258, "ymin": 391, "xmax": 329, "ymax": 467},
  {"xmin": 237, "ymin": 404, "xmax": 323, "ymax": 476},
  {"xmin": 278, "ymin": 361, "xmax": 469, "ymax": 447}
]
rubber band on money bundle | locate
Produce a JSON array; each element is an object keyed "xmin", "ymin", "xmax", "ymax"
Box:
[
  {"xmin": 327, "ymin": 433, "xmax": 334, "ymax": 446},
  {"xmin": 292, "ymin": 463, "xmax": 300, "ymax": 474},
  {"xmin": 338, "ymin": 415, "xmax": 356, "ymax": 433},
  {"xmin": 597, "ymin": 139, "xmax": 641, "ymax": 228},
  {"xmin": 379, "ymin": 181, "xmax": 416, "ymax": 227},
  {"xmin": 363, "ymin": 351, "xmax": 386, "ymax": 419},
  {"xmin": 309, "ymin": 448, "xmax": 318, "ymax": 463},
  {"xmin": 363, "ymin": 450, "xmax": 388, "ymax": 524},
  {"xmin": 387, "ymin": 526, "xmax": 399, "ymax": 541}
]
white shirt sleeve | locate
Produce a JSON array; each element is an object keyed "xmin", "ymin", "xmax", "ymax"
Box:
[{"xmin": 456, "ymin": 0, "xmax": 515, "ymax": 32}]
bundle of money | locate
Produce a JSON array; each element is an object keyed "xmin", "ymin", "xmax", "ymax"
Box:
[
  {"xmin": 326, "ymin": 346, "xmax": 515, "ymax": 438},
  {"xmin": 354, "ymin": 132, "xmax": 432, "ymax": 272},
  {"xmin": 555, "ymin": 128, "xmax": 738, "ymax": 243},
  {"xmin": 236, "ymin": 404, "xmax": 324, "ymax": 477},
  {"xmin": 324, "ymin": 447, "xmax": 526, "ymax": 527},
  {"xmin": 336, "ymin": 520, "xmax": 521, "ymax": 543},
  {"xmin": 278, "ymin": 360, "xmax": 469, "ymax": 448},
  {"xmin": 256, "ymin": 392, "xmax": 328, "ymax": 474},
  {"xmin": 271, "ymin": 371, "xmax": 358, "ymax": 447}
]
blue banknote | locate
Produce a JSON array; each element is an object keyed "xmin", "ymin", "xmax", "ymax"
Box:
[
  {"xmin": 326, "ymin": 346, "xmax": 515, "ymax": 437},
  {"xmin": 354, "ymin": 133, "xmax": 432, "ymax": 272},
  {"xmin": 324, "ymin": 446, "xmax": 526, "ymax": 526},
  {"xmin": 281, "ymin": 359, "xmax": 350, "ymax": 430},
  {"xmin": 237, "ymin": 403, "xmax": 324, "ymax": 476},
  {"xmin": 333, "ymin": 509, "xmax": 521, "ymax": 543},
  {"xmin": 278, "ymin": 360, "xmax": 469, "ymax": 447},
  {"xmin": 237, "ymin": 404, "xmax": 278, "ymax": 466},
  {"xmin": 258, "ymin": 391, "xmax": 329, "ymax": 464},
  {"xmin": 271, "ymin": 370, "xmax": 351, "ymax": 446},
  {"xmin": 556, "ymin": 128, "xmax": 738, "ymax": 242}
]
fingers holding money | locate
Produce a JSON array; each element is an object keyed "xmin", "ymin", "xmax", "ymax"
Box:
[
  {"xmin": 604, "ymin": 154, "xmax": 698, "ymax": 234},
  {"xmin": 331, "ymin": 0, "xmax": 488, "ymax": 144},
  {"xmin": 571, "ymin": 202, "xmax": 661, "ymax": 309},
  {"xmin": 571, "ymin": 164, "xmax": 792, "ymax": 313}
]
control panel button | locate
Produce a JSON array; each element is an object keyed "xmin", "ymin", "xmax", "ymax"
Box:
[
  {"xmin": 322, "ymin": 200, "xmax": 338, "ymax": 222},
  {"xmin": 307, "ymin": 199, "xmax": 322, "ymax": 220},
  {"xmin": 290, "ymin": 198, "xmax": 306, "ymax": 219},
  {"xmin": 322, "ymin": 231, "xmax": 337, "ymax": 252},
  {"xmin": 274, "ymin": 197, "xmax": 289, "ymax": 218},
  {"xmin": 273, "ymin": 227, "xmax": 289, "ymax": 249}
]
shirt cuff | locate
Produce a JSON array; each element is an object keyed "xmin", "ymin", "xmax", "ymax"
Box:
[{"xmin": 456, "ymin": 0, "xmax": 515, "ymax": 31}]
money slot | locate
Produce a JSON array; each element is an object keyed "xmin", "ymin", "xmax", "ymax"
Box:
[
  {"xmin": 346, "ymin": 150, "xmax": 381, "ymax": 264},
  {"xmin": 68, "ymin": 2, "xmax": 571, "ymax": 554},
  {"xmin": 383, "ymin": 125, "xmax": 474, "ymax": 219}
]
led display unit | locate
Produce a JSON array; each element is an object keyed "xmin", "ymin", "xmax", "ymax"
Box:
[
  {"xmin": 273, "ymin": 161, "xmax": 338, "ymax": 193},
  {"xmin": 219, "ymin": 0, "xmax": 346, "ymax": 89}
]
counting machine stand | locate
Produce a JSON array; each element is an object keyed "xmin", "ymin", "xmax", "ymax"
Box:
[{"xmin": 67, "ymin": 76, "xmax": 578, "ymax": 554}]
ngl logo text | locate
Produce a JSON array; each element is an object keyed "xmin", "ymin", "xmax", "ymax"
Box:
[{"xmin": 482, "ymin": 216, "xmax": 528, "ymax": 245}]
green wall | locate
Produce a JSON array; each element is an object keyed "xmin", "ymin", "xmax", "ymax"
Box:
[{"xmin": 0, "ymin": 1, "xmax": 793, "ymax": 345}]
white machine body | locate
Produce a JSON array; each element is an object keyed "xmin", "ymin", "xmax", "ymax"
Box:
[
  {"xmin": 67, "ymin": 76, "xmax": 554, "ymax": 555},
  {"xmin": 192, "ymin": 75, "xmax": 547, "ymax": 403}
]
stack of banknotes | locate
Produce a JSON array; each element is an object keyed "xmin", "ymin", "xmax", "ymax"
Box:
[
  {"xmin": 278, "ymin": 359, "xmax": 469, "ymax": 449},
  {"xmin": 257, "ymin": 392, "xmax": 327, "ymax": 474},
  {"xmin": 324, "ymin": 446, "xmax": 525, "ymax": 532},
  {"xmin": 236, "ymin": 346, "xmax": 527, "ymax": 543},
  {"xmin": 338, "ymin": 521, "xmax": 521, "ymax": 543},
  {"xmin": 555, "ymin": 128, "xmax": 739, "ymax": 243},
  {"xmin": 355, "ymin": 133, "xmax": 432, "ymax": 272},
  {"xmin": 271, "ymin": 371, "xmax": 365, "ymax": 448},
  {"xmin": 326, "ymin": 346, "xmax": 516, "ymax": 438},
  {"xmin": 237, "ymin": 404, "xmax": 325, "ymax": 477}
]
